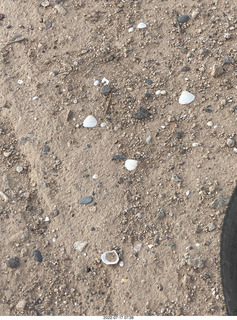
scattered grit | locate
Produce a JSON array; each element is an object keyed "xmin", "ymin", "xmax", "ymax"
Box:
[{"xmin": 0, "ymin": 0, "xmax": 237, "ymax": 316}]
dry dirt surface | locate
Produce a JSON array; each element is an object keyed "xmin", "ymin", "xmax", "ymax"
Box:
[{"xmin": 0, "ymin": 0, "xmax": 237, "ymax": 316}]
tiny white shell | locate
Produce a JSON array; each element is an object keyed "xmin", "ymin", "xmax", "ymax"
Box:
[
  {"xmin": 83, "ymin": 115, "xmax": 97, "ymax": 128},
  {"xmin": 179, "ymin": 90, "xmax": 195, "ymax": 104},
  {"xmin": 101, "ymin": 250, "xmax": 119, "ymax": 265},
  {"xmin": 137, "ymin": 22, "xmax": 147, "ymax": 29},
  {"xmin": 125, "ymin": 159, "xmax": 138, "ymax": 171}
]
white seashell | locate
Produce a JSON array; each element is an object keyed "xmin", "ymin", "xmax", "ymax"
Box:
[
  {"xmin": 137, "ymin": 22, "xmax": 147, "ymax": 29},
  {"xmin": 101, "ymin": 250, "xmax": 119, "ymax": 265},
  {"xmin": 125, "ymin": 159, "xmax": 138, "ymax": 171},
  {"xmin": 83, "ymin": 115, "xmax": 97, "ymax": 128},
  {"xmin": 179, "ymin": 90, "xmax": 195, "ymax": 104},
  {"xmin": 100, "ymin": 122, "xmax": 107, "ymax": 128}
]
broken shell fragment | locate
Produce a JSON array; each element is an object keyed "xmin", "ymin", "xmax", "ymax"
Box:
[
  {"xmin": 83, "ymin": 115, "xmax": 97, "ymax": 128},
  {"xmin": 179, "ymin": 91, "xmax": 195, "ymax": 105},
  {"xmin": 125, "ymin": 159, "xmax": 138, "ymax": 171},
  {"xmin": 101, "ymin": 250, "xmax": 119, "ymax": 265}
]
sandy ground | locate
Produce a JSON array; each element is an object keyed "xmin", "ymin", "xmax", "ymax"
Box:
[{"xmin": 0, "ymin": 0, "xmax": 237, "ymax": 316}]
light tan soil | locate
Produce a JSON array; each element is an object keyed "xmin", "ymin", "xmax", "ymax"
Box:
[{"xmin": 0, "ymin": 0, "xmax": 237, "ymax": 316}]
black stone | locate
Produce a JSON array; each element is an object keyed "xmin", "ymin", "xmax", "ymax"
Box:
[
  {"xmin": 106, "ymin": 54, "xmax": 115, "ymax": 62},
  {"xmin": 100, "ymin": 85, "xmax": 111, "ymax": 95},
  {"xmin": 6, "ymin": 257, "xmax": 20, "ymax": 268},
  {"xmin": 178, "ymin": 15, "xmax": 190, "ymax": 24},
  {"xmin": 147, "ymin": 79, "xmax": 153, "ymax": 85},
  {"xmin": 133, "ymin": 107, "xmax": 151, "ymax": 119},
  {"xmin": 33, "ymin": 249, "xmax": 43, "ymax": 263},
  {"xmin": 79, "ymin": 196, "xmax": 93, "ymax": 204},
  {"xmin": 112, "ymin": 154, "xmax": 126, "ymax": 160}
]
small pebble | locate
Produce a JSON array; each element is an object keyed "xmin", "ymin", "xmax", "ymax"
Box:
[
  {"xmin": 211, "ymin": 64, "xmax": 224, "ymax": 77},
  {"xmin": 17, "ymin": 79, "xmax": 23, "ymax": 85},
  {"xmin": 192, "ymin": 11, "xmax": 199, "ymax": 19},
  {"xmin": 226, "ymin": 138, "xmax": 235, "ymax": 148},
  {"xmin": 100, "ymin": 122, "xmax": 107, "ymax": 128},
  {"xmin": 94, "ymin": 80, "xmax": 100, "ymax": 86},
  {"xmin": 207, "ymin": 222, "xmax": 216, "ymax": 232},
  {"xmin": 16, "ymin": 299, "xmax": 27, "ymax": 312},
  {"xmin": 42, "ymin": 145, "xmax": 50, "ymax": 153},
  {"xmin": 128, "ymin": 27, "xmax": 134, "ymax": 32},
  {"xmin": 100, "ymin": 85, "xmax": 111, "ymax": 95},
  {"xmin": 6, "ymin": 257, "xmax": 20, "ymax": 268},
  {"xmin": 79, "ymin": 196, "xmax": 93, "ymax": 204},
  {"xmin": 178, "ymin": 15, "xmax": 190, "ymax": 24},
  {"xmin": 33, "ymin": 249, "xmax": 43, "ymax": 262},
  {"xmin": 157, "ymin": 209, "xmax": 165, "ymax": 219},
  {"xmin": 55, "ymin": 4, "xmax": 67, "ymax": 15},
  {"xmin": 146, "ymin": 135, "xmax": 152, "ymax": 143},
  {"xmin": 16, "ymin": 166, "xmax": 23, "ymax": 173},
  {"xmin": 119, "ymin": 261, "xmax": 124, "ymax": 267},
  {"xmin": 137, "ymin": 22, "xmax": 147, "ymax": 29},
  {"xmin": 92, "ymin": 174, "xmax": 98, "ymax": 180},
  {"xmin": 207, "ymin": 121, "xmax": 213, "ymax": 127}
]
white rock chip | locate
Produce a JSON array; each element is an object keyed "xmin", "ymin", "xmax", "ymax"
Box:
[
  {"xmin": 125, "ymin": 159, "xmax": 138, "ymax": 171},
  {"xmin": 226, "ymin": 138, "xmax": 235, "ymax": 148},
  {"xmin": 94, "ymin": 80, "xmax": 100, "ymax": 86},
  {"xmin": 16, "ymin": 166, "xmax": 23, "ymax": 173},
  {"xmin": 128, "ymin": 27, "xmax": 134, "ymax": 33},
  {"xmin": 179, "ymin": 91, "xmax": 195, "ymax": 104},
  {"xmin": 102, "ymin": 77, "xmax": 109, "ymax": 85},
  {"xmin": 83, "ymin": 115, "xmax": 97, "ymax": 128},
  {"xmin": 74, "ymin": 241, "xmax": 88, "ymax": 252},
  {"xmin": 137, "ymin": 22, "xmax": 147, "ymax": 29}
]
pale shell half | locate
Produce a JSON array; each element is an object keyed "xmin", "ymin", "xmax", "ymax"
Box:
[
  {"xmin": 179, "ymin": 91, "xmax": 195, "ymax": 105},
  {"xmin": 101, "ymin": 250, "xmax": 119, "ymax": 265},
  {"xmin": 137, "ymin": 22, "xmax": 147, "ymax": 29},
  {"xmin": 125, "ymin": 159, "xmax": 138, "ymax": 171},
  {"xmin": 83, "ymin": 115, "xmax": 97, "ymax": 128}
]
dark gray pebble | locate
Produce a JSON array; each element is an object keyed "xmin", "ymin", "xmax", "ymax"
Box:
[
  {"xmin": 79, "ymin": 196, "xmax": 93, "ymax": 204},
  {"xmin": 45, "ymin": 21, "xmax": 52, "ymax": 30},
  {"xmin": 33, "ymin": 249, "xmax": 43, "ymax": 263},
  {"xmin": 133, "ymin": 107, "xmax": 151, "ymax": 119},
  {"xmin": 178, "ymin": 15, "xmax": 190, "ymax": 24},
  {"xmin": 112, "ymin": 154, "xmax": 126, "ymax": 160},
  {"xmin": 6, "ymin": 257, "xmax": 20, "ymax": 268},
  {"xmin": 181, "ymin": 66, "xmax": 190, "ymax": 72},
  {"xmin": 100, "ymin": 85, "xmax": 112, "ymax": 95},
  {"xmin": 42, "ymin": 145, "xmax": 50, "ymax": 153}
]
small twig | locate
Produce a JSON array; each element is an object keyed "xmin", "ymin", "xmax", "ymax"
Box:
[
  {"xmin": 104, "ymin": 93, "xmax": 112, "ymax": 117},
  {"xmin": 0, "ymin": 37, "xmax": 28, "ymax": 51}
]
